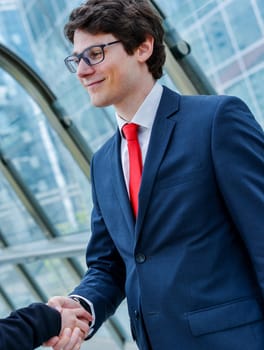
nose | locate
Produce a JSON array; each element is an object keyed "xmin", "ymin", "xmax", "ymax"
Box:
[{"xmin": 77, "ymin": 59, "xmax": 95, "ymax": 78}]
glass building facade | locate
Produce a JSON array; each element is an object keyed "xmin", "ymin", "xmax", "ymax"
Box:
[
  {"xmin": 156, "ymin": 0, "xmax": 264, "ymax": 128},
  {"xmin": 0, "ymin": 0, "xmax": 263, "ymax": 349}
]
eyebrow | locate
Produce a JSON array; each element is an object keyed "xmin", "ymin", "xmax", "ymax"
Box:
[
  {"xmin": 72, "ymin": 49, "xmax": 81, "ymax": 56},
  {"xmin": 72, "ymin": 43, "xmax": 101, "ymax": 56}
]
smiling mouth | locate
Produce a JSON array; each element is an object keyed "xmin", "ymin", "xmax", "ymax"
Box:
[{"xmin": 84, "ymin": 78, "xmax": 105, "ymax": 87}]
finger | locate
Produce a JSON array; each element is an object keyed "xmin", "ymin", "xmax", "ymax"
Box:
[
  {"xmin": 75, "ymin": 318, "xmax": 89, "ymax": 336},
  {"xmin": 75, "ymin": 307, "xmax": 93, "ymax": 322},
  {"xmin": 43, "ymin": 336, "xmax": 59, "ymax": 347},
  {"xmin": 63, "ymin": 327, "xmax": 83, "ymax": 350},
  {"xmin": 52, "ymin": 328, "xmax": 72, "ymax": 350},
  {"xmin": 73, "ymin": 338, "xmax": 82, "ymax": 350}
]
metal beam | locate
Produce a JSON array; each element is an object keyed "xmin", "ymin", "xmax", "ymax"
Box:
[{"xmin": 0, "ymin": 233, "xmax": 87, "ymax": 265}]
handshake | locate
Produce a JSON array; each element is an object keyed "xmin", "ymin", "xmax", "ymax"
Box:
[{"xmin": 44, "ymin": 296, "xmax": 93, "ymax": 350}]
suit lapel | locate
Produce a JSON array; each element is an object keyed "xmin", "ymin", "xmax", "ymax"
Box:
[
  {"xmin": 111, "ymin": 131, "xmax": 135, "ymax": 231},
  {"xmin": 136, "ymin": 87, "xmax": 180, "ymax": 235},
  {"xmin": 109, "ymin": 87, "xmax": 181, "ymax": 236}
]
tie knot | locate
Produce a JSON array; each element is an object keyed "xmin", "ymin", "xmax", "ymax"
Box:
[{"xmin": 122, "ymin": 123, "xmax": 139, "ymax": 141}]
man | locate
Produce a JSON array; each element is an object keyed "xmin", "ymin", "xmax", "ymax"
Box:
[
  {"xmin": 0, "ymin": 302, "xmax": 91, "ymax": 350},
  {"xmin": 46, "ymin": 0, "xmax": 264, "ymax": 349}
]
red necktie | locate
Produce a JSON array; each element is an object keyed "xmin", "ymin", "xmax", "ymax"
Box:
[{"xmin": 122, "ymin": 123, "xmax": 143, "ymax": 217}]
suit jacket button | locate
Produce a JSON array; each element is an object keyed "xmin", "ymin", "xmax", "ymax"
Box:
[
  {"xmin": 135, "ymin": 253, "xmax": 146, "ymax": 263},
  {"xmin": 134, "ymin": 310, "xmax": 139, "ymax": 320}
]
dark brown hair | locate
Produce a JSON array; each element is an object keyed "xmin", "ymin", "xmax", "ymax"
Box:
[{"xmin": 64, "ymin": 0, "xmax": 165, "ymax": 79}]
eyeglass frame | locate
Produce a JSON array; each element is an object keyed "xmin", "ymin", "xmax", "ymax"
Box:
[{"xmin": 64, "ymin": 40, "xmax": 121, "ymax": 73}]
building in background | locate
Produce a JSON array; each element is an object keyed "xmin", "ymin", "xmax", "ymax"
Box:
[{"xmin": 157, "ymin": 0, "xmax": 264, "ymax": 127}]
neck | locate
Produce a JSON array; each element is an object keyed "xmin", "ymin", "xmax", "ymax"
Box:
[{"xmin": 116, "ymin": 78, "xmax": 156, "ymax": 122}]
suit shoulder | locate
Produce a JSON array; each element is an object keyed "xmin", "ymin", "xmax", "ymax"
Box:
[
  {"xmin": 161, "ymin": 86, "xmax": 246, "ymax": 117},
  {"xmin": 180, "ymin": 93, "xmax": 249, "ymax": 110},
  {"xmin": 178, "ymin": 93, "xmax": 253, "ymax": 122},
  {"xmin": 93, "ymin": 132, "xmax": 117, "ymax": 161}
]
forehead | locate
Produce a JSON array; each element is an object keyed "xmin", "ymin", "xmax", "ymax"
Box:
[{"xmin": 73, "ymin": 29, "xmax": 117, "ymax": 53}]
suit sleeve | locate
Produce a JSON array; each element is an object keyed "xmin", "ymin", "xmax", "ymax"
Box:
[
  {"xmin": 70, "ymin": 156, "xmax": 126, "ymax": 336},
  {"xmin": 212, "ymin": 96, "xmax": 264, "ymax": 294},
  {"xmin": 0, "ymin": 303, "xmax": 61, "ymax": 350}
]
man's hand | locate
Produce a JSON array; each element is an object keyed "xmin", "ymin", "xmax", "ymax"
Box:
[
  {"xmin": 44, "ymin": 327, "xmax": 83, "ymax": 350},
  {"xmin": 43, "ymin": 296, "xmax": 93, "ymax": 350},
  {"xmin": 48, "ymin": 296, "xmax": 85, "ymax": 312}
]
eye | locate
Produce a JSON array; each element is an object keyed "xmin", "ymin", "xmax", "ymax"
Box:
[{"xmin": 87, "ymin": 47, "xmax": 103, "ymax": 61}]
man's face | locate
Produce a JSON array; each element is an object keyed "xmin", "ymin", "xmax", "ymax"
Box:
[{"xmin": 72, "ymin": 30, "xmax": 154, "ymax": 116}]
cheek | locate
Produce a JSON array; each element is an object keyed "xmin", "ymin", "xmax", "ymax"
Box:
[
  {"xmin": 107, "ymin": 69, "xmax": 126, "ymax": 90},
  {"xmin": 106, "ymin": 56, "xmax": 138, "ymax": 90},
  {"xmin": 114, "ymin": 64, "xmax": 134, "ymax": 84}
]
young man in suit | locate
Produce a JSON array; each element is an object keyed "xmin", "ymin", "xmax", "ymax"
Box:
[
  {"xmin": 46, "ymin": 0, "xmax": 264, "ymax": 349},
  {"xmin": 0, "ymin": 302, "xmax": 91, "ymax": 350}
]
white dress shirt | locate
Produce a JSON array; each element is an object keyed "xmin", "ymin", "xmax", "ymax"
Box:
[{"xmin": 116, "ymin": 82, "xmax": 163, "ymax": 192}]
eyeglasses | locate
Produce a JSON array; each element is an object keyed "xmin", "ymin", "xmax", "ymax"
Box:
[{"xmin": 64, "ymin": 40, "xmax": 121, "ymax": 73}]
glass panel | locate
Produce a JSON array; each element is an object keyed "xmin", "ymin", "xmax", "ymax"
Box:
[
  {"xmin": 0, "ymin": 265, "xmax": 37, "ymax": 308},
  {"xmin": 1, "ymin": 0, "xmax": 116, "ymax": 155},
  {"xmin": 55, "ymin": 0, "xmax": 67, "ymax": 12},
  {"xmin": 0, "ymin": 5, "xmax": 35, "ymax": 69},
  {"xmin": 75, "ymin": 255, "xmax": 88, "ymax": 272},
  {"xmin": 24, "ymin": 259, "xmax": 80, "ymax": 296},
  {"xmin": 0, "ymin": 70, "xmax": 92, "ymax": 237},
  {"xmin": 202, "ymin": 12, "xmax": 235, "ymax": 66},
  {"xmin": 248, "ymin": 68, "xmax": 264, "ymax": 128},
  {"xmin": 115, "ymin": 300, "xmax": 133, "ymax": 340},
  {"xmin": 0, "ymin": 296, "xmax": 11, "ymax": 318},
  {"xmin": 40, "ymin": 0, "xmax": 57, "ymax": 24},
  {"xmin": 227, "ymin": 0, "xmax": 261, "ymax": 50},
  {"xmin": 257, "ymin": 0, "xmax": 264, "ymax": 20},
  {"xmin": 0, "ymin": 172, "xmax": 44, "ymax": 245},
  {"xmin": 155, "ymin": 0, "xmax": 264, "ymax": 126}
]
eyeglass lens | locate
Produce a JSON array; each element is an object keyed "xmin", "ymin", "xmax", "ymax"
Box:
[
  {"xmin": 65, "ymin": 41, "xmax": 120, "ymax": 73},
  {"xmin": 66, "ymin": 46, "xmax": 104, "ymax": 72}
]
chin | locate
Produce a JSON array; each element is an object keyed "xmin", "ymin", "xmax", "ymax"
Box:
[{"xmin": 90, "ymin": 97, "xmax": 111, "ymax": 108}]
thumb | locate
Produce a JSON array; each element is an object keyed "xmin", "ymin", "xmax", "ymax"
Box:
[{"xmin": 54, "ymin": 305, "xmax": 62, "ymax": 313}]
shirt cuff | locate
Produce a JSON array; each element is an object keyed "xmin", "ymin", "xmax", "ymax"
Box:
[{"xmin": 69, "ymin": 294, "xmax": 95, "ymax": 336}]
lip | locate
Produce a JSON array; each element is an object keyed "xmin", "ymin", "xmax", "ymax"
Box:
[{"xmin": 83, "ymin": 78, "xmax": 105, "ymax": 88}]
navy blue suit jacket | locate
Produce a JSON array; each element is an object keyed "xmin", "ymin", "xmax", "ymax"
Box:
[
  {"xmin": 73, "ymin": 86, "xmax": 264, "ymax": 349},
  {"xmin": 0, "ymin": 303, "xmax": 60, "ymax": 350}
]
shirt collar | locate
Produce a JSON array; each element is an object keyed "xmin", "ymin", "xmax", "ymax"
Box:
[{"xmin": 116, "ymin": 82, "xmax": 163, "ymax": 134}]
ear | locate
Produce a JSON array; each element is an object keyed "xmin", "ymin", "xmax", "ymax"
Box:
[{"xmin": 136, "ymin": 35, "xmax": 154, "ymax": 63}]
